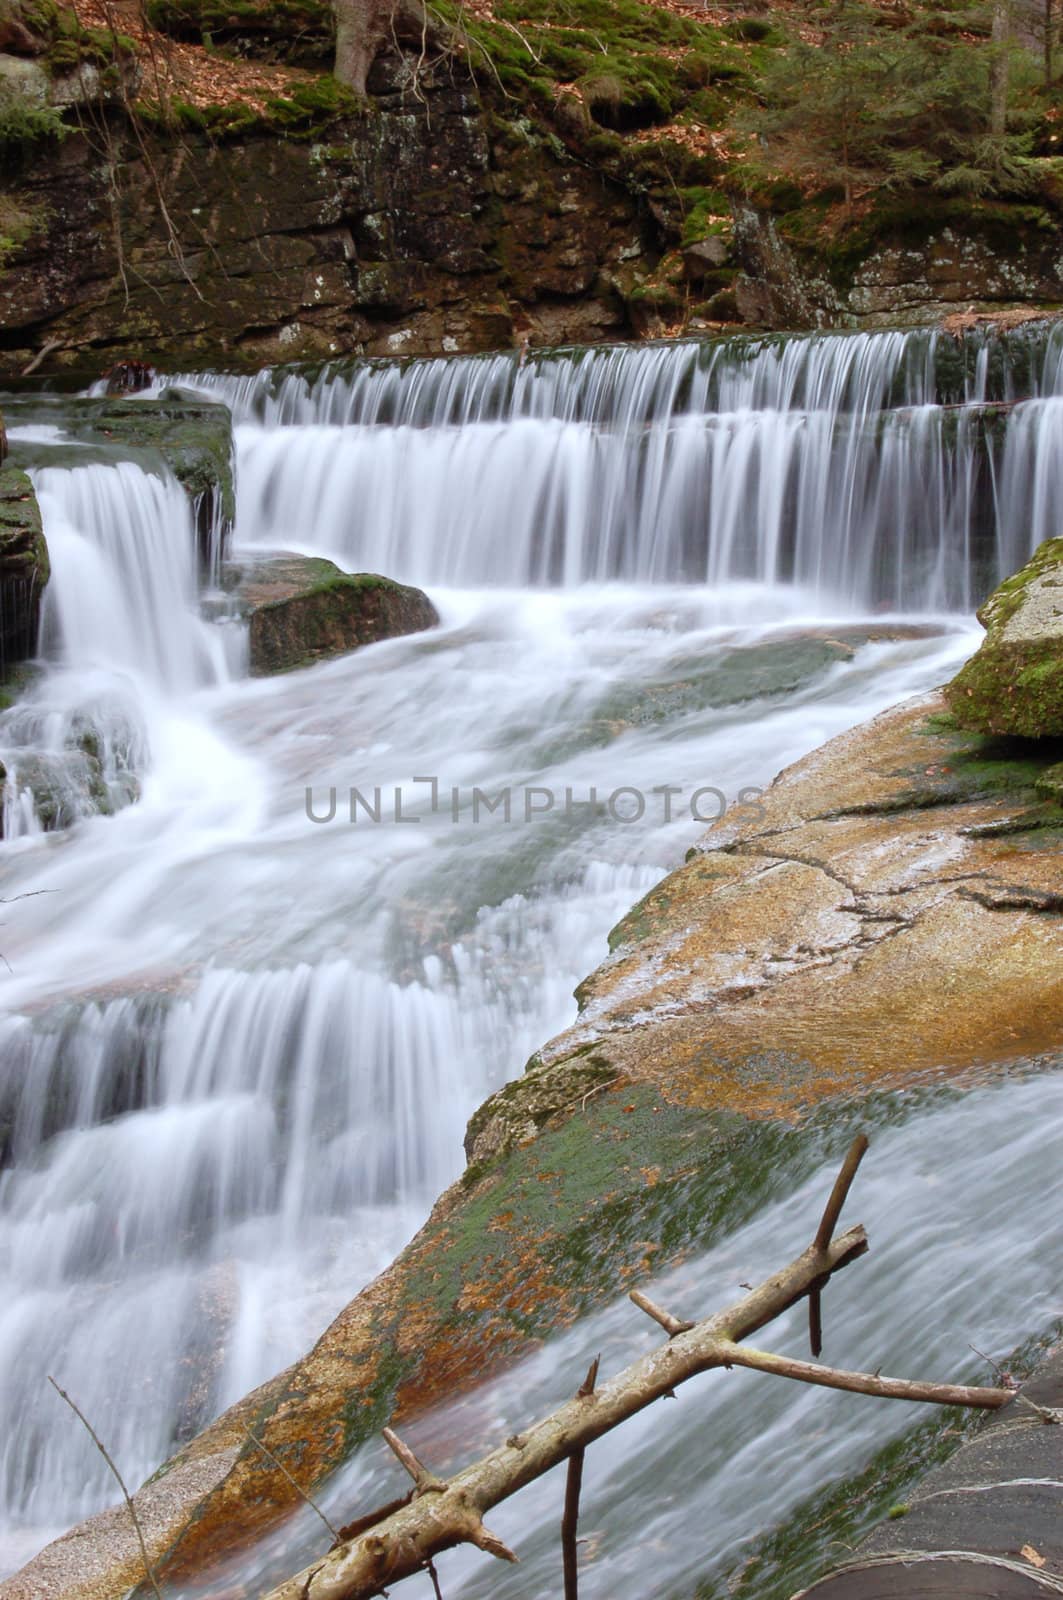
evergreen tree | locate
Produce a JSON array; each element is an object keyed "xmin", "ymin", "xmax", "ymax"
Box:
[{"xmin": 742, "ymin": 0, "xmax": 1041, "ymax": 204}]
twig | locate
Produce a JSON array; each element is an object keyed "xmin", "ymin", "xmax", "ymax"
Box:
[
  {"xmin": 810, "ymin": 1132, "xmax": 869, "ymax": 1358},
  {"xmin": 48, "ymin": 1377, "xmax": 163, "ymax": 1600},
  {"xmin": 718, "ymin": 1344, "xmax": 1015, "ymax": 1408},
  {"xmin": 382, "ymin": 1428, "xmax": 447, "ymax": 1496},
  {"xmin": 245, "ymin": 1427, "xmax": 340, "ymax": 1543},
  {"xmin": 814, "ymin": 1133, "xmax": 870, "ymax": 1252},
  {"xmin": 424, "ymin": 1559, "xmax": 444, "ymax": 1599},
  {"xmin": 629, "ymin": 1289, "xmax": 694, "ymax": 1338},
  {"xmin": 562, "ymin": 1358, "xmax": 599, "ymax": 1599},
  {"xmin": 20, "ymin": 340, "xmax": 63, "ymax": 378}
]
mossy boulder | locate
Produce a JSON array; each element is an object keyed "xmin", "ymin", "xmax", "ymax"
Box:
[
  {"xmin": 946, "ymin": 538, "xmax": 1063, "ymax": 738},
  {"xmin": 226, "ymin": 553, "xmax": 438, "ymax": 675},
  {"xmin": 0, "ymin": 463, "xmax": 48, "ymax": 673}
]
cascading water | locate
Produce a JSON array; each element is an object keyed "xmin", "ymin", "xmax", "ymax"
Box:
[{"xmin": 0, "ymin": 325, "xmax": 1058, "ymax": 1589}]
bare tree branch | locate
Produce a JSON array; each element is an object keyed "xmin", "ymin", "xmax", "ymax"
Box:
[
  {"xmin": 717, "ymin": 1343, "xmax": 1014, "ymax": 1408},
  {"xmin": 262, "ymin": 1220, "xmax": 871, "ymax": 1600},
  {"xmin": 253, "ymin": 1136, "xmax": 1021, "ymax": 1600},
  {"xmin": 48, "ymin": 1378, "xmax": 163, "ymax": 1600},
  {"xmin": 562, "ymin": 1357, "xmax": 599, "ymax": 1600}
]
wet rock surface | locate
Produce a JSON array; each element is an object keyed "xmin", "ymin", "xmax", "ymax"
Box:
[
  {"xmin": 224, "ymin": 552, "xmax": 439, "ymax": 674},
  {"xmin": 0, "ymin": 464, "xmax": 48, "ymax": 673},
  {"xmin": 798, "ymin": 1344, "xmax": 1063, "ymax": 1597}
]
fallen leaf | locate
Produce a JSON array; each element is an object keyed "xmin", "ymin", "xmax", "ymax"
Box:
[{"xmin": 1022, "ymin": 1545, "xmax": 1047, "ymax": 1569}]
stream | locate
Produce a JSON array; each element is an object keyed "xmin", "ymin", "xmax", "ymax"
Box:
[{"xmin": 0, "ymin": 324, "xmax": 1060, "ymax": 1590}]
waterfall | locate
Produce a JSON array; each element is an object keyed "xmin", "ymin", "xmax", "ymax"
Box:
[
  {"xmin": 0, "ymin": 463, "xmax": 234, "ymax": 839},
  {"xmin": 1, "ymin": 323, "xmax": 1059, "ymax": 1583},
  {"xmin": 167, "ymin": 324, "xmax": 1063, "ymax": 608},
  {"xmin": 35, "ymin": 463, "xmax": 231, "ymax": 694}
]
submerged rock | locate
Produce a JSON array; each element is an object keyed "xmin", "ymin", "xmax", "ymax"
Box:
[
  {"xmin": 0, "ymin": 465, "xmax": 48, "ymax": 674},
  {"xmin": 225, "ymin": 553, "xmax": 439, "ymax": 675},
  {"xmin": 947, "ymin": 537, "xmax": 1063, "ymax": 738}
]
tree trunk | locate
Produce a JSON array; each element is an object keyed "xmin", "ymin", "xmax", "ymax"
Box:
[
  {"xmin": 332, "ymin": 0, "xmax": 391, "ymax": 95},
  {"xmin": 1046, "ymin": 0, "xmax": 1054, "ymax": 87},
  {"xmin": 990, "ymin": 0, "xmax": 1011, "ymax": 139},
  {"xmin": 332, "ymin": 0, "xmax": 437, "ymax": 95}
]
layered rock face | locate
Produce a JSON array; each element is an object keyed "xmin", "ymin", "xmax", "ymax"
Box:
[{"xmin": 0, "ymin": 55, "xmax": 654, "ymax": 378}]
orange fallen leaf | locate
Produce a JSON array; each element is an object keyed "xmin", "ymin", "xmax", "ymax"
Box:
[{"xmin": 1022, "ymin": 1545, "xmax": 1047, "ymax": 1569}]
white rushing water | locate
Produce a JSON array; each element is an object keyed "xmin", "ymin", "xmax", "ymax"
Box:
[{"xmin": 0, "ymin": 325, "xmax": 1058, "ymax": 1585}]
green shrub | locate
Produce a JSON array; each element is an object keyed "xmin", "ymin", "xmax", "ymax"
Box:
[{"xmin": 0, "ymin": 84, "xmax": 66, "ymax": 156}]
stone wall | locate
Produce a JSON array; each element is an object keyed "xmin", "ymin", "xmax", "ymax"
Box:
[{"xmin": 0, "ymin": 51, "xmax": 658, "ymax": 378}]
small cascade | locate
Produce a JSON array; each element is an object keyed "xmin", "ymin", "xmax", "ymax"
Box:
[
  {"xmin": 171, "ymin": 324, "xmax": 1063, "ymax": 608},
  {"xmin": 0, "ymin": 963, "xmax": 466, "ymax": 1528},
  {"xmin": 0, "ymin": 463, "xmax": 234, "ymax": 838},
  {"xmin": 35, "ymin": 462, "xmax": 230, "ymax": 694}
]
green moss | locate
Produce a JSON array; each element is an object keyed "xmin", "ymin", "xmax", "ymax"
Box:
[
  {"xmin": 680, "ymin": 185, "xmax": 731, "ymax": 244},
  {"xmin": 147, "ymin": 0, "xmax": 332, "ymax": 66},
  {"xmin": 946, "ymin": 539, "xmax": 1063, "ymax": 738}
]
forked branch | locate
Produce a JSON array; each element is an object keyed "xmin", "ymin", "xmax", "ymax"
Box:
[{"xmin": 260, "ymin": 1136, "xmax": 1016, "ymax": 1600}]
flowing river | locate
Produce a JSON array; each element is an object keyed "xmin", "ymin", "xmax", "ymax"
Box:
[{"xmin": 0, "ymin": 325, "xmax": 1060, "ymax": 1590}]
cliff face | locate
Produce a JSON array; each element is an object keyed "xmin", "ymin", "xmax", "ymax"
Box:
[{"xmin": 0, "ymin": 51, "xmax": 657, "ymax": 378}]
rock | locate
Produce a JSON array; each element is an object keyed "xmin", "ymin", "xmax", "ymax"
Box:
[
  {"xmin": 225, "ymin": 553, "xmax": 439, "ymax": 675},
  {"xmin": 800, "ymin": 1344, "xmax": 1063, "ymax": 1596},
  {"xmin": 0, "ymin": 69, "xmax": 656, "ymax": 379},
  {"xmin": 731, "ymin": 204, "xmax": 1063, "ymax": 329},
  {"xmin": 1036, "ymin": 761, "xmax": 1063, "ymax": 801},
  {"xmin": 0, "ymin": 465, "xmax": 48, "ymax": 673},
  {"xmin": 12, "ymin": 690, "xmax": 1061, "ymax": 1600},
  {"xmin": 946, "ymin": 537, "xmax": 1063, "ymax": 737},
  {"xmin": 682, "ymin": 234, "xmax": 731, "ymax": 283},
  {"xmin": 103, "ymin": 359, "xmax": 156, "ymax": 394}
]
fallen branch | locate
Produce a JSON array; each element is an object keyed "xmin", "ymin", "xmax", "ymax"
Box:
[
  {"xmin": 717, "ymin": 1344, "xmax": 1013, "ymax": 1408},
  {"xmin": 259, "ymin": 1137, "xmax": 1017, "ymax": 1600}
]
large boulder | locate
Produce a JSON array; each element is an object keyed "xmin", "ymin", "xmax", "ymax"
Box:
[
  {"xmin": 0, "ymin": 464, "xmax": 48, "ymax": 672},
  {"xmin": 224, "ymin": 553, "xmax": 439, "ymax": 675},
  {"xmin": 947, "ymin": 538, "xmax": 1063, "ymax": 738}
]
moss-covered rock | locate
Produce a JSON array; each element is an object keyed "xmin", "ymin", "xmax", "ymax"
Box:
[
  {"xmin": 946, "ymin": 538, "xmax": 1063, "ymax": 738},
  {"xmin": 0, "ymin": 463, "xmax": 48, "ymax": 674},
  {"xmin": 226, "ymin": 553, "xmax": 438, "ymax": 674}
]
